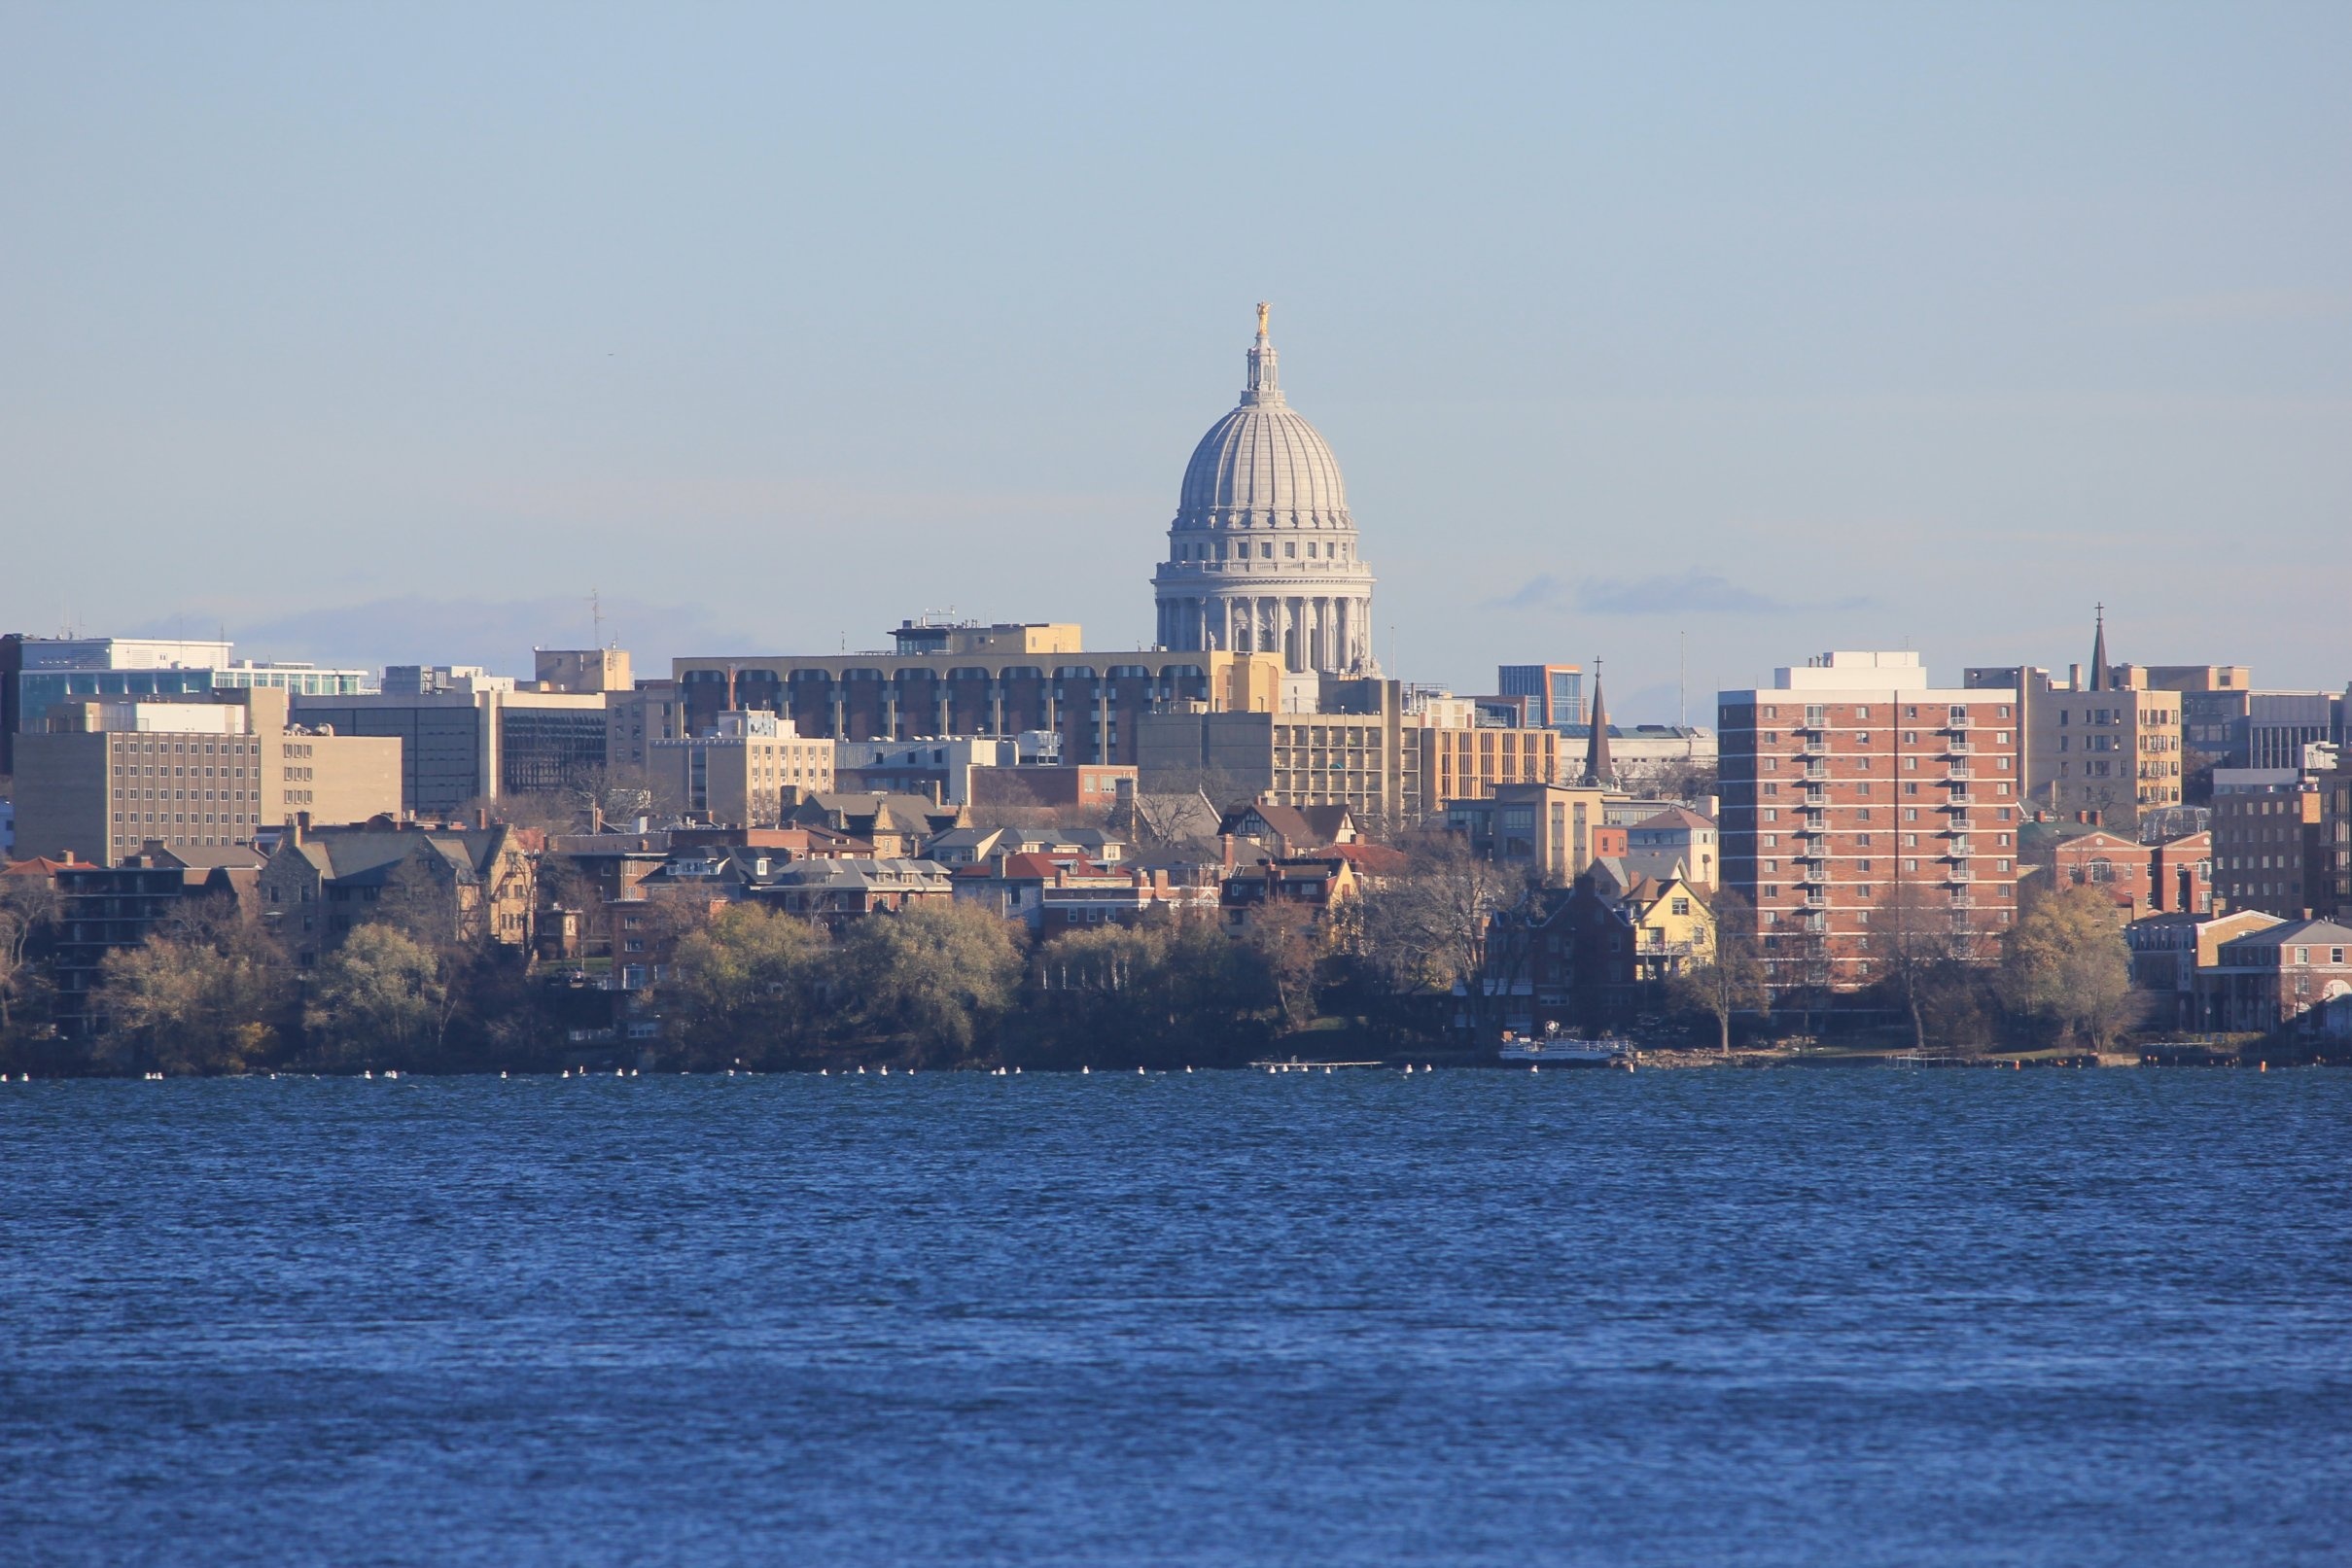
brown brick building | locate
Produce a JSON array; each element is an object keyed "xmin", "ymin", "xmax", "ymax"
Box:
[{"xmin": 1720, "ymin": 652, "xmax": 2024, "ymax": 995}]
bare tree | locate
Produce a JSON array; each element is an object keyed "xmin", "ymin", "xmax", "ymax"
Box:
[
  {"xmin": 1870, "ymin": 876, "xmax": 1972, "ymax": 1054},
  {"xmin": 1668, "ymin": 888, "xmax": 1766, "ymax": 1054},
  {"xmin": 1347, "ymin": 834, "xmax": 1533, "ymax": 1040},
  {"xmin": 0, "ymin": 873, "xmax": 59, "ymax": 1033}
]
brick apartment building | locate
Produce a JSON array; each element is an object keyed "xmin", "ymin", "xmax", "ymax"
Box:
[
  {"xmin": 2210, "ymin": 781, "xmax": 2326, "ymax": 918},
  {"xmin": 1720, "ymin": 651, "xmax": 2025, "ymax": 994}
]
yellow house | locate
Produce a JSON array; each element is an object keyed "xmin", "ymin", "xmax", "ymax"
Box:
[{"xmin": 1625, "ymin": 864, "xmax": 1715, "ymax": 981}]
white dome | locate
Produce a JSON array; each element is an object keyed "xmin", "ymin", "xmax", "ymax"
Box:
[
  {"xmin": 1179, "ymin": 403, "xmax": 1350, "ymax": 520},
  {"xmin": 1151, "ymin": 305, "xmax": 1378, "ymax": 678}
]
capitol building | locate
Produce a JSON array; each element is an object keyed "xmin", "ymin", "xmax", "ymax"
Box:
[{"xmin": 1152, "ymin": 306, "xmax": 1378, "ymax": 677}]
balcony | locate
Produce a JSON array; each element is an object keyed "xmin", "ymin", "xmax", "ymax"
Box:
[
  {"xmin": 1799, "ymin": 817, "xmax": 1833, "ymax": 837},
  {"xmin": 1803, "ymin": 866, "xmax": 1830, "ymax": 883},
  {"xmin": 1947, "ymin": 740, "xmax": 1975, "ymax": 756},
  {"xmin": 1943, "ymin": 714, "xmax": 1973, "ymax": 730},
  {"xmin": 1947, "ymin": 868, "xmax": 1975, "ymax": 883},
  {"xmin": 1803, "ymin": 765, "xmax": 1831, "ymax": 782},
  {"xmin": 1943, "ymin": 770, "xmax": 1973, "ymax": 784},
  {"xmin": 1942, "ymin": 794, "xmax": 1975, "ymax": 809}
]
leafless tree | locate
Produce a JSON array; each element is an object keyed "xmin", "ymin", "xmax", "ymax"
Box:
[{"xmin": 1668, "ymin": 887, "xmax": 1767, "ymax": 1054}]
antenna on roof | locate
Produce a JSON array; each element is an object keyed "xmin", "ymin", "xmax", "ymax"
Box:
[{"xmin": 589, "ymin": 587, "xmax": 605, "ymax": 649}]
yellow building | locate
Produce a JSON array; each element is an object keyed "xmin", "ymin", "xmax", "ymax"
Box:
[{"xmin": 1625, "ymin": 868, "xmax": 1715, "ymax": 981}]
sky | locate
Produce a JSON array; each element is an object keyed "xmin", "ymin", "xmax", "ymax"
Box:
[{"xmin": 3, "ymin": 2, "xmax": 2347, "ymax": 720}]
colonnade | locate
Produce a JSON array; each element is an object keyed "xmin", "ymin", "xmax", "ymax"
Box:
[{"xmin": 1155, "ymin": 593, "xmax": 1370, "ymax": 674}]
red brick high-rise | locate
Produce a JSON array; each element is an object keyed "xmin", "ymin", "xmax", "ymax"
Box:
[{"xmin": 1719, "ymin": 652, "xmax": 2026, "ymax": 996}]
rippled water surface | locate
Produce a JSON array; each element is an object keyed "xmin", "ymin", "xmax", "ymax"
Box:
[{"xmin": 3, "ymin": 1068, "xmax": 2348, "ymax": 1566}]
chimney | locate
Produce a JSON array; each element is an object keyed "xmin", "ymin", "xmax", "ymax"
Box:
[
  {"xmin": 290, "ymin": 814, "xmax": 306, "ymax": 848},
  {"xmin": 1220, "ymin": 833, "xmax": 1235, "ymax": 872},
  {"xmin": 475, "ymin": 805, "xmax": 490, "ymax": 830},
  {"xmin": 2177, "ymin": 864, "xmax": 2193, "ymax": 914}
]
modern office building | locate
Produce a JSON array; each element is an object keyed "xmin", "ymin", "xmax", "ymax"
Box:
[
  {"xmin": 1720, "ymin": 651, "xmax": 2025, "ymax": 995},
  {"xmin": 1495, "ymin": 664, "xmax": 1586, "ymax": 729},
  {"xmin": 1, "ymin": 634, "xmax": 370, "ymax": 773},
  {"xmin": 291, "ymin": 687, "xmax": 609, "ymax": 816},
  {"xmin": 12, "ymin": 687, "xmax": 402, "ymax": 865}
]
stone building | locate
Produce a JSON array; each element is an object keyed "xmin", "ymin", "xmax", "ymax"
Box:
[{"xmin": 1151, "ymin": 304, "xmax": 1376, "ymax": 676}]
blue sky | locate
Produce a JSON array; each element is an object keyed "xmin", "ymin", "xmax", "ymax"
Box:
[{"xmin": 3, "ymin": 3, "xmax": 2346, "ymax": 717}]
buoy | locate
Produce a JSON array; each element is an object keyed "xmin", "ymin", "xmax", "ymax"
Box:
[
  {"xmin": 1186, "ymin": 1066, "xmax": 1193, "ymax": 1073},
  {"xmin": 1404, "ymin": 1064, "xmax": 1413, "ymax": 1074},
  {"xmin": 1530, "ymin": 1064, "xmax": 1539, "ymax": 1073},
  {"xmin": 881, "ymin": 1065, "xmax": 890, "ymax": 1076},
  {"xmin": 501, "ymin": 1070, "xmax": 509, "ymax": 1079},
  {"xmin": 2261, "ymin": 1061, "xmax": 2268, "ymax": 1073},
  {"xmin": 1082, "ymin": 1065, "xmax": 1090, "ymax": 1075},
  {"xmin": 1324, "ymin": 1065, "xmax": 1332, "ymax": 1074},
  {"xmin": 820, "ymin": 1068, "xmax": 828, "ymax": 1076},
  {"xmin": 1015, "ymin": 1066, "xmax": 1021, "ymax": 1074},
  {"xmin": 1138, "ymin": 1065, "xmax": 1146, "ymax": 1076},
  {"xmin": 858, "ymin": 1065, "xmax": 865, "ymax": 1074},
  {"xmin": 562, "ymin": 1069, "xmax": 570, "ymax": 1078},
  {"xmin": 365, "ymin": 1070, "xmax": 373, "ymax": 1080}
]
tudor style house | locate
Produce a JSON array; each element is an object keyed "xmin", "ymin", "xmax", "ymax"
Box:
[{"xmin": 257, "ymin": 816, "xmax": 541, "ymax": 966}]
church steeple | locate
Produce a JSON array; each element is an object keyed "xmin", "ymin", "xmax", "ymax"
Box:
[
  {"xmin": 2088, "ymin": 604, "xmax": 2110, "ymax": 692},
  {"xmin": 1243, "ymin": 300, "xmax": 1281, "ymax": 405},
  {"xmin": 1583, "ymin": 664, "xmax": 1614, "ymax": 786}
]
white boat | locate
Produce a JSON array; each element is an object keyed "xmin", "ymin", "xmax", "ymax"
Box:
[{"xmin": 1498, "ymin": 1035, "xmax": 1632, "ymax": 1066}]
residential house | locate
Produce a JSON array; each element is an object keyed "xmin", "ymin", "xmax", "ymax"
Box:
[{"xmin": 258, "ymin": 817, "xmax": 541, "ymax": 966}]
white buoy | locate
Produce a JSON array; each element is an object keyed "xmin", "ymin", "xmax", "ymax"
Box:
[
  {"xmin": 364, "ymin": 1070, "xmax": 373, "ymax": 1080},
  {"xmin": 1082, "ymin": 1065, "xmax": 1090, "ymax": 1075},
  {"xmin": 1530, "ymin": 1063, "xmax": 1539, "ymax": 1073},
  {"xmin": 1186, "ymin": 1066, "xmax": 1193, "ymax": 1073},
  {"xmin": 1015, "ymin": 1066, "xmax": 1022, "ymax": 1074},
  {"xmin": 1324, "ymin": 1065, "xmax": 1332, "ymax": 1074},
  {"xmin": 1138, "ymin": 1065, "xmax": 1145, "ymax": 1076}
]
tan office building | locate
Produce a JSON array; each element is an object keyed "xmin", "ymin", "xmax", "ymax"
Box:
[
  {"xmin": 652, "ymin": 711, "xmax": 835, "ymax": 827},
  {"xmin": 13, "ymin": 687, "xmax": 402, "ymax": 865}
]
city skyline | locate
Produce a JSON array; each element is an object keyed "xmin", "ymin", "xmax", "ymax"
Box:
[{"xmin": 5, "ymin": 6, "xmax": 2347, "ymax": 715}]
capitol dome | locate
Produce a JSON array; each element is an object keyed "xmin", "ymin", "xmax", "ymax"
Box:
[
  {"xmin": 1177, "ymin": 390, "xmax": 1350, "ymax": 520},
  {"xmin": 1151, "ymin": 304, "xmax": 1378, "ymax": 676}
]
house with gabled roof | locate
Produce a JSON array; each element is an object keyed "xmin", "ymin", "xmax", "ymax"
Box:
[{"xmin": 257, "ymin": 817, "xmax": 539, "ymax": 966}]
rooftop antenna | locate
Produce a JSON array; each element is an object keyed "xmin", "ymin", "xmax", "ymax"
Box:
[
  {"xmin": 1678, "ymin": 632, "xmax": 1686, "ymax": 728},
  {"xmin": 589, "ymin": 587, "xmax": 605, "ymax": 649}
]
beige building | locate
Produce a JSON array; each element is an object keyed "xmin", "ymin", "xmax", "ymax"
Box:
[
  {"xmin": 535, "ymin": 647, "xmax": 633, "ymax": 694},
  {"xmin": 652, "ymin": 711, "xmax": 835, "ymax": 826},
  {"xmin": 1442, "ymin": 783, "xmax": 1611, "ymax": 883},
  {"xmin": 1967, "ymin": 613, "xmax": 2186, "ymax": 832},
  {"xmin": 13, "ymin": 687, "xmax": 402, "ymax": 865},
  {"xmin": 606, "ymin": 679, "xmax": 682, "ymax": 775},
  {"xmin": 1138, "ymin": 678, "xmax": 1564, "ymax": 824}
]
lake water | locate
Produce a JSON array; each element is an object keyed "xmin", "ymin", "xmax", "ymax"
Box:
[{"xmin": 2, "ymin": 1067, "xmax": 2347, "ymax": 1566}]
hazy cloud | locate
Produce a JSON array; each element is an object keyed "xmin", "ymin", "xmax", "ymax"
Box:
[
  {"xmin": 1479, "ymin": 574, "xmax": 1572, "ymax": 612},
  {"xmin": 1575, "ymin": 573, "xmax": 1876, "ymax": 616}
]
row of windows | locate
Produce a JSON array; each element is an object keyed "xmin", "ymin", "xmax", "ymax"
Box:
[{"xmin": 1178, "ymin": 540, "xmax": 1352, "ymax": 563}]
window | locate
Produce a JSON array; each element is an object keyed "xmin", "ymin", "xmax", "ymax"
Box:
[{"xmin": 1671, "ymin": 897, "xmax": 1690, "ymax": 916}]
